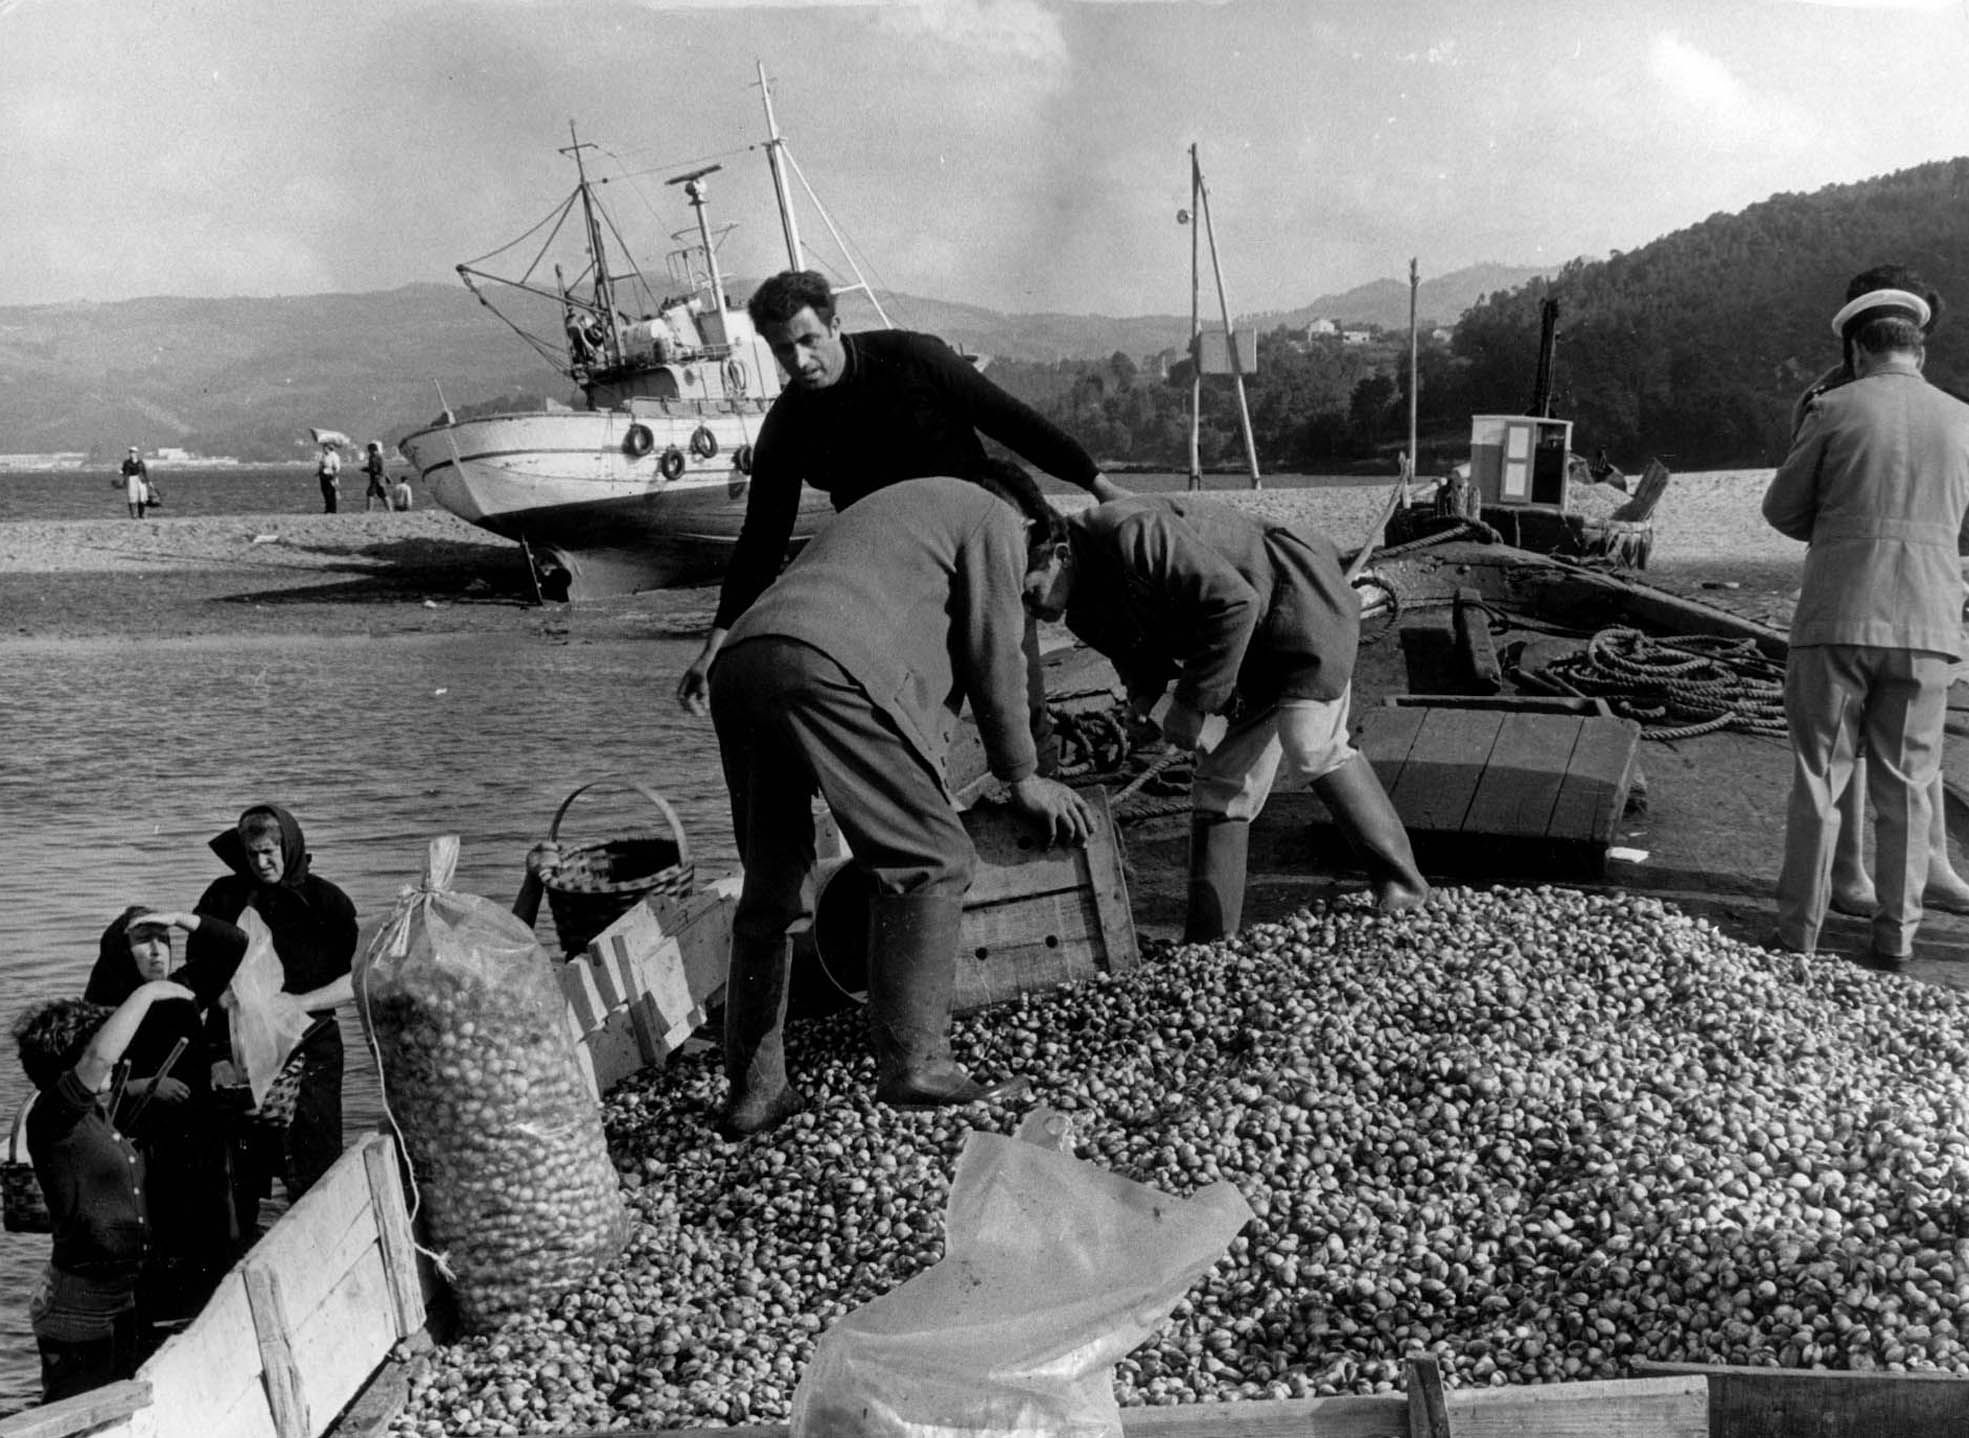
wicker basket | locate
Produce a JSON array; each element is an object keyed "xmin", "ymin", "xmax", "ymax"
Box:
[
  {"xmin": 542, "ymin": 778, "xmax": 694, "ymax": 956},
  {"xmin": 3, "ymin": 1096, "xmax": 51, "ymax": 1235}
]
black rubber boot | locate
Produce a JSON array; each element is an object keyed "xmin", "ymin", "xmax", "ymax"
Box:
[
  {"xmin": 1312, "ymin": 754, "xmax": 1430, "ymax": 911},
  {"xmin": 716, "ymin": 935, "xmax": 806, "ymax": 1138},
  {"xmin": 866, "ymin": 894, "xmax": 992, "ymax": 1107},
  {"xmin": 1184, "ymin": 815, "xmax": 1250, "ymax": 943}
]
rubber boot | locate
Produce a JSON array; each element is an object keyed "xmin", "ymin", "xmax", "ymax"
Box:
[
  {"xmin": 716, "ymin": 934, "xmax": 806, "ymax": 1138},
  {"xmin": 1312, "ymin": 754, "xmax": 1430, "ymax": 912},
  {"xmin": 1184, "ymin": 816, "xmax": 1250, "ymax": 943},
  {"xmin": 865, "ymin": 894, "xmax": 992, "ymax": 1107}
]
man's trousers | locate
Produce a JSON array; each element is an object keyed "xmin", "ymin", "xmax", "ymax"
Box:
[{"xmin": 1777, "ymin": 643, "xmax": 1949, "ymax": 956}]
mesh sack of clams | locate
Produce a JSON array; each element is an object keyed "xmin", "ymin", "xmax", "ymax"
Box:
[{"xmin": 357, "ymin": 836, "xmax": 629, "ymax": 1331}]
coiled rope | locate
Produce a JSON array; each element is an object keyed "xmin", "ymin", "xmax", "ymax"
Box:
[
  {"xmin": 1538, "ymin": 627, "xmax": 1788, "ymax": 740},
  {"xmin": 1049, "ymin": 702, "xmax": 1195, "ymax": 820}
]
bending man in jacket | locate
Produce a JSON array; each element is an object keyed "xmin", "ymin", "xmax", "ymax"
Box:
[
  {"xmin": 1012, "ymin": 467, "xmax": 1427, "ymax": 939},
  {"xmin": 1763, "ymin": 272, "xmax": 1969, "ymax": 966},
  {"xmin": 708, "ymin": 475, "xmax": 1092, "ymax": 1137}
]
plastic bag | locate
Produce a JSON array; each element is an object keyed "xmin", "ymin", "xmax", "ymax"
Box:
[
  {"xmin": 224, "ymin": 908, "xmax": 315, "ymax": 1108},
  {"xmin": 790, "ymin": 1108, "xmax": 1253, "ymax": 1438},
  {"xmin": 356, "ymin": 836, "xmax": 628, "ymax": 1331}
]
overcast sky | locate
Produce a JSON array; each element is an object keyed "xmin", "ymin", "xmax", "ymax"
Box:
[{"xmin": 5, "ymin": 0, "xmax": 1967, "ymax": 318}]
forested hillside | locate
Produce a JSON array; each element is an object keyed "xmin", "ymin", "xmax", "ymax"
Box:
[{"xmin": 1003, "ymin": 159, "xmax": 1969, "ymax": 475}]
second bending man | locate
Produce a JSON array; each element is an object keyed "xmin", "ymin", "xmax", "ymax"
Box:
[{"xmin": 1013, "ymin": 470, "xmax": 1428, "ymax": 938}]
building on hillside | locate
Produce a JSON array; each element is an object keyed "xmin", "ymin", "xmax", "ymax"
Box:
[
  {"xmin": 1306, "ymin": 318, "xmax": 1338, "ymax": 338},
  {"xmin": 1341, "ymin": 329, "xmax": 1373, "ymax": 346}
]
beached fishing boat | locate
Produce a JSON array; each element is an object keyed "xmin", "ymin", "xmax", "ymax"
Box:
[{"xmin": 397, "ymin": 66, "xmax": 865, "ymax": 601}]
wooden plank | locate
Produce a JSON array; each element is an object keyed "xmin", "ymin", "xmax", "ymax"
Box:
[
  {"xmin": 244, "ymin": 1150, "xmax": 376, "ymax": 1324},
  {"xmin": 1389, "ymin": 707, "xmax": 1504, "ymax": 833},
  {"xmin": 1354, "ymin": 704, "xmax": 1430, "ymax": 792},
  {"xmin": 1637, "ymin": 1360, "xmax": 1969, "ymax": 1438},
  {"xmin": 581, "ymin": 1008, "xmax": 646, "ymax": 1095},
  {"xmin": 285, "ymin": 1245, "xmax": 398, "ymax": 1435},
  {"xmin": 555, "ymin": 959, "xmax": 610, "ymax": 1036},
  {"xmin": 1389, "ymin": 693, "xmax": 1615, "ymax": 717},
  {"xmin": 1548, "ymin": 716, "xmax": 1642, "ymax": 845},
  {"xmin": 954, "ymin": 893, "xmax": 1105, "ymax": 1013},
  {"xmin": 137, "ymin": 1271, "xmax": 274, "ymax": 1438},
  {"xmin": 587, "ymin": 944, "xmax": 637, "ymax": 1010},
  {"xmin": 1079, "ymin": 787, "xmax": 1139, "ymax": 976},
  {"xmin": 243, "ymin": 1266, "xmax": 310, "ymax": 1438},
  {"xmin": 1461, "ymin": 712, "xmax": 1580, "ymax": 838},
  {"xmin": 1453, "ymin": 586, "xmax": 1503, "ymax": 695},
  {"xmin": 618, "ymin": 1374, "xmax": 1706, "ymax": 1438},
  {"xmin": 360, "ymin": 1136, "xmax": 424, "ymax": 1341},
  {"xmin": 0, "ymin": 1382, "xmax": 151, "ymax": 1438},
  {"xmin": 1406, "ymin": 1353, "xmax": 1453, "ymax": 1438}
]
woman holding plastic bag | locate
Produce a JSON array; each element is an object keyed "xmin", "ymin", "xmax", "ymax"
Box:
[{"xmin": 194, "ymin": 804, "xmax": 357, "ymax": 1220}]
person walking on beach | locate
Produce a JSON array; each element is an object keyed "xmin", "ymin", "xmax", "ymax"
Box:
[
  {"xmin": 673, "ymin": 268, "xmax": 1126, "ymax": 721},
  {"xmin": 315, "ymin": 442, "xmax": 342, "ymax": 514},
  {"xmin": 1004, "ymin": 463, "xmax": 1428, "ymax": 939},
  {"xmin": 707, "ymin": 476, "xmax": 1093, "ymax": 1137},
  {"xmin": 117, "ymin": 448, "xmax": 150, "ymax": 520},
  {"xmin": 361, "ymin": 442, "xmax": 390, "ymax": 512},
  {"xmin": 1764, "ymin": 268, "xmax": 1969, "ymax": 967}
]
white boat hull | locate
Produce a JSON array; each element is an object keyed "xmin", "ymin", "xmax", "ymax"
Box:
[{"xmin": 398, "ymin": 408, "xmax": 831, "ymax": 599}]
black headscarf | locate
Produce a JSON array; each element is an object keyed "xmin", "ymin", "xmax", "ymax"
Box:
[{"xmin": 208, "ymin": 803, "xmax": 313, "ymax": 889}]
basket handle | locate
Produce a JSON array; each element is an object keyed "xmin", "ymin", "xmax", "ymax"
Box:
[
  {"xmin": 547, "ymin": 777, "xmax": 692, "ymax": 872},
  {"xmin": 8, "ymin": 1095, "xmax": 32, "ymax": 1163}
]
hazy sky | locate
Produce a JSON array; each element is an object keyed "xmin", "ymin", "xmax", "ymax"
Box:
[{"xmin": 5, "ymin": 0, "xmax": 1968, "ymax": 317}]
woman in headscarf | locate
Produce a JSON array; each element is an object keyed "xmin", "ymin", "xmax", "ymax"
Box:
[
  {"xmin": 193, "ymin": 805, "xmax": 358, "ymax": 1218},
  {"xmin": 82, "ymin": 906, "xmax": 247, "ymax": 1335}
]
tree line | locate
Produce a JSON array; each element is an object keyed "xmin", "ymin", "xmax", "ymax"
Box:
[{"xmin": 996, "ymin": 158, "xmax": 1969, "ymax": 476}]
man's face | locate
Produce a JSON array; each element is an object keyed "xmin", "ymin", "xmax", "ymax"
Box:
[
  {"xmin": 761, "ymin": 307, "xmax": 847, "ymax": 391},
  {"xmin": 1022, "ymin": 543, "xmax": 1075, "ymax": 622},
  {"xmin": 127, "ymin": 926, "xmax": 175, "ymax": 982},
  {"xmin": 244, "ymin": 833, "xmax": 285, "ymax": 884}
]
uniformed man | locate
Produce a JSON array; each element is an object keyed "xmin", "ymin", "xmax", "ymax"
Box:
[
  {"xmin": 707, "ymin": 475, "xmax": 1092, "ymax": 1137},
  {"xmin": 1764, "ymin": 270, "xmax": 1969, "ymax": 966}
]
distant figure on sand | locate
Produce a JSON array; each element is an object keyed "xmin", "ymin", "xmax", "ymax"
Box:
[
  {"xmin": 390, "ymin": 476, "xmax": 414, "ymax": 512},
  {"xmin": 361, "ymin": 442, "xmax": 390, "ymax": 512},
  {"xmin": 316, "ymin": 443, "xmax": 342, "ymax": 514},
  {"xmin": 117, "ymin": 448, "xmax": 150, "ymax": 520}
]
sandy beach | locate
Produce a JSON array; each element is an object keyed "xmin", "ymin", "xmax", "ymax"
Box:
[{"xmin": 0, "ymin": 471, "xmax": 1805, "ymax": 644}]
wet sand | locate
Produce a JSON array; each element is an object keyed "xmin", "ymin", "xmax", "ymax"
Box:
[{"xmin": 0, "ymin": 472, "xmax": 1804, "ymax": 643}]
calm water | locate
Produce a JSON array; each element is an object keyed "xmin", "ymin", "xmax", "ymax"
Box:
[{"xmin": 0, "ymin": 462, "xmax": 1370, "ymax": 1411}]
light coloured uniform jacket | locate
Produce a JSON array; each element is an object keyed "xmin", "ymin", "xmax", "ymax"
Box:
[
  {"xmin": 721, "ymin": 476, "xmax": 1037, "ymax": 788},
  {"xmin": 1762, "ymin": 359, "xmax": 1969, "ymax": 658}
]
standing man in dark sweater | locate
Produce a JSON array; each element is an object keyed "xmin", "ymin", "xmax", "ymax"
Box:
[{"xmin": 674, "ymin": 268, "xmax": 1126, "ymax": 714}]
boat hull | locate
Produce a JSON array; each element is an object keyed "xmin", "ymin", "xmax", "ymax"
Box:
[{"xmin": 398, "ymin": 408, "xmax": 832, "ymax": 599}]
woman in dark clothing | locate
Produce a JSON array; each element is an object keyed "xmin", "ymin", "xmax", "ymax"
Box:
[
  {"xmin": 83, "ymin": 907, "xmax": 249, "ymax": 1327},
  {"xmin": 193, "ymin": 804, "xmax": 358, "ymax": 1216}
]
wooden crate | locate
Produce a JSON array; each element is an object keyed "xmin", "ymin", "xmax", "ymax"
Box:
[
  {"xmin": 1288, "ymin": 698, "xmax": 1642, "ymax": 877},
  {"xmin": 1636, "ymin": 1360, "xmax": 1969, "ymax": 1438},
  {"xmin": 953, "ymin": 786, "xmax": 1138, "ymax": 1012},
  {"xmin": 812, "ymin": 786, "xmax": 1138, "ymax": 1014}
]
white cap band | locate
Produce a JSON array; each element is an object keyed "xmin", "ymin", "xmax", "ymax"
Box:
[{"xmin": 1832, "ymin": 288, "xmax": 1932, "ymax": 338}]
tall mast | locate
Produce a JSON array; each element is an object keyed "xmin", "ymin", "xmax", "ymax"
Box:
[
  {"xmin": 561, "ymin": 122, "xmax": 617, "ymax": 355},
  {"xmin": 669, "ymin": 165, "xmax": 731, "ymax": 315},
  {"xmin": 757, "ymin": 61, "xmax": 805, "ymax": 270}
]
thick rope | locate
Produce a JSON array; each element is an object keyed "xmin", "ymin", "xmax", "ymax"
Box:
[{"xmin": 1537, "ymin": 627, "xmax": 1789, "ymax": 740}]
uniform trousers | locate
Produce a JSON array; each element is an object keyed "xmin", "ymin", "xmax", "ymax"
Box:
[
  {"xmin": 1193, "ymin": 687, "xmax": 1359, "ymax": 821},
  {"xmin": 709, "ymin": 638, "xmax": 975, "ymax": 944},
  {"xmin": 1777, "ymin": 643, "xmax": 1949, "ymax": 956}
]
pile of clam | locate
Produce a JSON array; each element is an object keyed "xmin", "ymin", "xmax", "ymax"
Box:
[{"xmin": 388, "ymin": 886, "xmax": 1969, "ymax": 1436}]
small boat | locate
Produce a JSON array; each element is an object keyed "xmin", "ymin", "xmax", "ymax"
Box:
[{"xmin": 398, "ymin": 66, "xmax": 865, "ymax": 600}]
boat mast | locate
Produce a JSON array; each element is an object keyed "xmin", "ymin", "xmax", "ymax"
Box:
[
  {"xmin": 563, "ymin": 123, "xmax": 618, "ymax": 361},
  {"xmin": 757, "ymin": 61, "xmax": 805, "ymax": 271},
  {"xmin": 1190, "ymin": 143, "xmax": 1262, "ymax": 491},
  {"xmin": 669, "ymin": 165, "xmax": 733, "ymax": 316}
]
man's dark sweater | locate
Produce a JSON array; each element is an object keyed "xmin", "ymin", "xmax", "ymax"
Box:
[{"xmin": 713, "ymin": 329, "xmax": 1101, "ymax": 629}]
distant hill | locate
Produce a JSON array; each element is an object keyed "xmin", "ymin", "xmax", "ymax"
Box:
[
  {"xmin": 1249, "ymin": 263, "xmax": 1553, "ymax": 333},
  {"xmin": 0, "ymin": 263, "xmax": 1548, "ymax": 462},
  {"xmin": 1443, "ymin": 157, "xmax": 1969, "ymax": 467}
]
